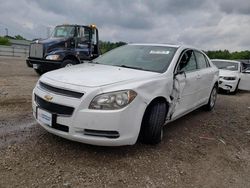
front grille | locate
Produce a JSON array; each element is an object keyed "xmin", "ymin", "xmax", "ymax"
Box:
[
  {"xmin": 30, "ymin": 43, "xmax": 43, "ymax": 58},
  {"xmin": 35, "ymin": 95, "xmax": 74, "ymax": 116},
  {"xmin": 84, "ymin": 129, "xmax": 120, "ymax": 139},
  {"xmin": 39, "ymin": 82, "xmax": 84, "ymax": 98}
]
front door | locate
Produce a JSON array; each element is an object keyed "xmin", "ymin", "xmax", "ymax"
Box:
[
  {"xmin": 171, "ymin": 50, "xmax": 200, "ymax": 119},
  {"xmin": 75, "ymin": 27, "xmax": 91, "ymax": 60}
]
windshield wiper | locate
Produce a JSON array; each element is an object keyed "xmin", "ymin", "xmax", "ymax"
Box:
[{"xmin": 116, "ymin": 65, "xmax": 145, "ymax": 70}]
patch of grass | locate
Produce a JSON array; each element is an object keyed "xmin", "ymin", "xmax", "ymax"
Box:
[{"xmin": 0, "ymin": 36, "xmax": 11, "ymax": 46}]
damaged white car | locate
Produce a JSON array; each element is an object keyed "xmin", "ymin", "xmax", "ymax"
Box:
[
  {"xmin": 212, "ymin": 59, "xmax": 244, "ymax": 93},
  {"xmin": 33, "ymin": 44, "xmax": 219, "ymax": 146}
]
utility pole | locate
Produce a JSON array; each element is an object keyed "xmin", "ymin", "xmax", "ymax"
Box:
[{"xmin": 5, "ymin": 28, "xmax": 8, "ymax": 36}]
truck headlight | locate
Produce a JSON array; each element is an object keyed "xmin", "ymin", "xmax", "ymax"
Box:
[
  {"xmin": 222, "ymin": 76, "xmax": 236, "ymax": 80},
  {"xmin": 89, "ymin": 90, "xmax": 137, "ymax": 110},
  {"xmin": 46, "ymin": 54, "xmax": 60, "ymax": 60}
]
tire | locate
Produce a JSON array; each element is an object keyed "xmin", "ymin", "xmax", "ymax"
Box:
[
  {"xmin": 232, "ymin": 79, "xmax": 240, "ymax": 95},
  {"xmin": 61, "ymin": 59, "xmax": 77, "ymax": 68},
  {"xmin": 34, "ymin": 68, "xmax": 44, "ymax": 76},
  {"xmin": 140, "ymin": 101, "xmax": 167, "ymax": 145},
  {"xmin": 204, "ymin": 85, "xmax": 218, "ymax": 111}
]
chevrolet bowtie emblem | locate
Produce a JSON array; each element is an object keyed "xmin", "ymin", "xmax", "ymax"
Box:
[{"xmin": 44, "ymin": 95, "xmax": 53, "ymax": 101}]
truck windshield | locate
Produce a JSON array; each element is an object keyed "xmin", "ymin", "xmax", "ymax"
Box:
[
  {"xmin": 93, "ymin": 45, "xmax": 177, "ymax": 73},
  {"xmin": 51, "ymin": 26, "xmax": 75, "ymax": 38}
]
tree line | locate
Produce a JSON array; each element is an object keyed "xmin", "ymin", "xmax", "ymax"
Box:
[
  {"xmin": 0, "ymin": 35, "xmax": 27, "ymax": 46},
  {"xmin": 205, "ymin": 50, "xmax": 250, "ymax": 60},
  {"xmin": 99, "ymin": 41, "xmax": 126, "ymax": 54}
]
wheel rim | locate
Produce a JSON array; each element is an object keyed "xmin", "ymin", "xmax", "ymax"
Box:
[
  {"xmin": 210, "ymin": 88, "xmax": 217, "ymax": 107},
  {"xmin": 65, "ymin": 63, "xmax": 73, "ymax": 67}
]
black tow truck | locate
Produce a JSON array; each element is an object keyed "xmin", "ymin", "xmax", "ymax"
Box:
[{"xmin": 26, "ymin": 24, "xmax": 100, "ymax": 75}]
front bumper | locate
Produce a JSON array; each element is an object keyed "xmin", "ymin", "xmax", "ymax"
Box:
[
  {"xmin": 218, "ymin": 78, "xmax": 238, "ymax": 92},
  {"xmin": 32, "ymin": 85, "xmax": 146, "ymax": 146},
  {"xmin": 26, "ymin": 58, "xmax": 62, "ymax": 71}
]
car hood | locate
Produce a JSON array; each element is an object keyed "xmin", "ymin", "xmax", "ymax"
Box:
[
  {"xmin": 219, "ymin": 69, "xmax": 239, "ymax": 77},
  {"xmin": 42, "ymin": 63, "xmax": 159, "ymax": 87}
]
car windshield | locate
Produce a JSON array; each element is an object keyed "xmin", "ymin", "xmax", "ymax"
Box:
[
  {"xmin": 212, "ymin": 61, "xmax": 239, "ymax": 71},
  {"xmin": 92, "ymin": 45, "xmax": 177, "ymax": 73},
  {"xmin": 51, "ymin": 26, "xmax": 75, "ymax": 38}
]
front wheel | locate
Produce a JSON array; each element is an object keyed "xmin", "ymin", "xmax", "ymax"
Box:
[
  {"xmin": 204, "ymin": 85, "xmax": 218, "ymax": 111},
  {"xmin": 232, "ymin": 79, "xmax": 240, "ymax": 95},
  {"xmin": 34, "ymin": 68, "xmax": 44, "ymax": 76},
  {"xmin": 140, "ymin": 101, "xmax": 167, "ymax": 145},
  {"xmin": 61, "ymin": 59, "xmax": 77, "ymax": 68}
]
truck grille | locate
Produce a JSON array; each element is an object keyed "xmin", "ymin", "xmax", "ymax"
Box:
[
  {"xmin": 39, "ymin": 81, "xmax": 84, "ymax": 98},
  {"xmin": 35, "ymin": 95, "xmax": 74, "ymax": 116},
  {"xmin": 30, "ymin": 43, "xmax": 43, "ymax": 58}
]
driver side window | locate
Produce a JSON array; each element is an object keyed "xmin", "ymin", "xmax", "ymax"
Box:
[{"xmin": 179, "ymin": 50, "xmax": 197, "ymax": 72}]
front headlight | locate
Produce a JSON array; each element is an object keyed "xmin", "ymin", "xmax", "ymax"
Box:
[
  {"xmin": 222, "ymin": 76, "xmax": 236, "ymax": 80},
  {"xmin": 89, "ymin": 90, "xmax": 137, "ymax": 110},
  {"xmin": 46, "ymin": 54, "xmax": 60, "ymax": 60}
]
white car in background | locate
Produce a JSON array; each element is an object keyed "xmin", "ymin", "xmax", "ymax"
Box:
[
  {"xmin": 243, "ymin": 67, "xmax": 250, "ymax": 74},
  {"xmin": 211, "ymin": 59, "xmax": 248, "ymax": 94},
  {"xmin": 32, "ymin": 44, "xmax": 219, "ymax": 146}
]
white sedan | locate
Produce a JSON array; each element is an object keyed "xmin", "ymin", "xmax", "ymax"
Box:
[
  {"xmin": 32, "ymin": 44, "xmax": 219, "ymax": 146},
  {"xmin": 211, "ymin": 59, "xmax": 243, "ymax": 94}
]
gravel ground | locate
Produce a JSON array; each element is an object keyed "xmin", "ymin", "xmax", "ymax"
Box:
[{"xmin": 0, "ymin": 56, "xmax": 250, "ymax": 188}]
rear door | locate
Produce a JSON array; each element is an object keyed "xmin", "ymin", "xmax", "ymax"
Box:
[{"xmin": 194, "ymin": 51, "xmax": 214, "ymax": 104}]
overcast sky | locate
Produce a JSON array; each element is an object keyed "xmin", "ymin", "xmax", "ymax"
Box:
[{"xmin": 0, "ymin": 0, "xmax": 250, "ymax": 51}]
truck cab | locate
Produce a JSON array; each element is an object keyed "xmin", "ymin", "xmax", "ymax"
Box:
[{"xmin": 26, "ymin": 24, "xmax": 100, "ymax": 75}]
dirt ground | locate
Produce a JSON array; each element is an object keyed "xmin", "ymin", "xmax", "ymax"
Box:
[{"xmin": 0, "ymin": 56, "xmax": 250, "ymax": 188}]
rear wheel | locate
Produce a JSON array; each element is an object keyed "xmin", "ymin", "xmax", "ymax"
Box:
[
  {"xmin": 204, "ymin": 85, "xmax": 218, "ymax": 111},
  {"xmin": 140, "ymin": 101, "xmax": 167, "ymax": 145},
  {"xmin": 61, "ymin": 59, "xmax": 77, "ymax": 68}
]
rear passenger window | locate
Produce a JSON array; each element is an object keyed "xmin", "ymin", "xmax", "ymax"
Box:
[{"xmin": 195, "ymin": 51, "xmax": 208, "ymax": 69}]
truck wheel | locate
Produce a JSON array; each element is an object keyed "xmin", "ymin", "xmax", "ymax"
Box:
[
  {"xmin": 34, "ymin": 69, "xmax": 44, "ymax": 76},
  {"xmin": 204, "ymin": 85, "xmax": 218, "ymax": 111},
  {"xmin": 141, "ymin": 101, "xmax": 167, "ymax": 145},
  {"xmin": 61, "ymin": 59, "xmax": 76, "ymax": 68}
]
